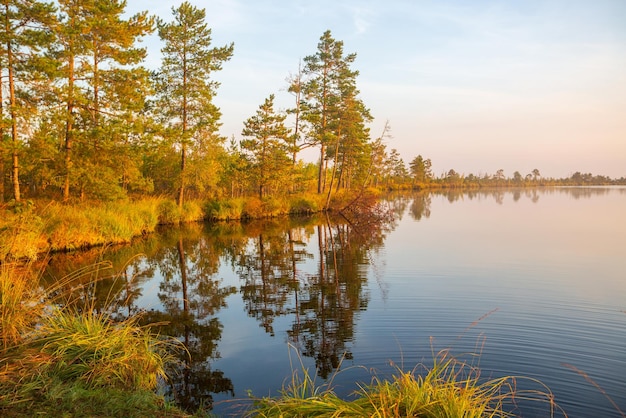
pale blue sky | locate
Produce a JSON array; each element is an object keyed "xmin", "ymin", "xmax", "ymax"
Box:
[{"xmin": 127, "ymin": 0, "xmax": 626, "ymax": 179}]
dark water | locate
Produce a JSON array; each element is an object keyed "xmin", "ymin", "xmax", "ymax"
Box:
[{"xmin": 44, "ymin": 187, "xmax": 626, "ymax": 417}]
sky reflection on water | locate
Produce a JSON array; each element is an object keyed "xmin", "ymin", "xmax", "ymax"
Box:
[{"xmin": 44, "ymin": 187, "xmax": 626, "ymax": 416}]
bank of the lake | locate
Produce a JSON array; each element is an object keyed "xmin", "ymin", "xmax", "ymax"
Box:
[{"xmin": 0, "ymin": 192, "xmax": 334, "ymax": 261}]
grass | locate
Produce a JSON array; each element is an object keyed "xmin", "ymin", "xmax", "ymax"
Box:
[
  {"xmin": 0, "ymin": 264, "xmax": 44, "ymax": 350},
  {"xmin": 0, "ymin": 262, "xmax": 187, "ymax": 417},
  {"xmin": 245, "ymin": 344, "xmax": 563, "ymax": 418},
  {"xmin": 0, "ymin": 194, "xmax": 331, "ymax": 261},
  {"xmin": 27, "ymin": 308, "xmax": 172, "ymax": 390}
]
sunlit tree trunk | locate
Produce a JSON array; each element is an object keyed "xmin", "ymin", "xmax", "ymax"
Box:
[
  {"xmin": 4, "ymin": 4, "xmax": 20, "ymax": 201},
  {"xmin": 63, "ymin": 47, "xmax": 75, "ymax": 201}
]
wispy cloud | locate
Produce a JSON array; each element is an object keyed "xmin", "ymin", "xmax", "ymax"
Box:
[{"xmin": 350, "ymin": 5, "xmax": 375, "ymax": 35}]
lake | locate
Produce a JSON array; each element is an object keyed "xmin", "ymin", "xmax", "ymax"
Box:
[{"xmin": 44, "ymin": 187, "xmax": 626, "ymax": 417}]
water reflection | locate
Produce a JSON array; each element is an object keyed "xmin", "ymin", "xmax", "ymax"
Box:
[
  {"xmin": 409, "ymin": 193, "xmax": 431, "ymax": 220},
  {"xmin": 42, "ymin": 187, "xmax": 625, "ymax": 414},
  {"xmin": 140, "ymin": 227, "xmax": 237, "ymax": 411},
  {"xmin": 231, "ymin": 213, "xmax": 394, "ymax": 378},
  {"xmin": 44, "ymin": 206, "xmax": 396, "ymax": 408}
]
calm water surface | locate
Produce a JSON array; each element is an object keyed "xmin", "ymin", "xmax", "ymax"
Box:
[{"xmin": 45, "ymin": 187, "xmax": 626, "ymax": 417}]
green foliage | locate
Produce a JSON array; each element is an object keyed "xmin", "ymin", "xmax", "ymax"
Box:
[
  {"xmin": 242, "ymin": 197, "xmax": 264, "ymax": 219},
  {"xmin": 0, "ymin": 381, "xmax": 182, "ymax": 418},
  {"xmin": 156, "ymin": 1, "xmax": 234, "ymax": 207},
  {"xmin": 241, "ymin": 94, "xmax": 292, "ymax": 198},
  {"xmin": 181, "ymin": 200, "xmax": 205, "ymax": 223},
  {"xmin": 289, "ymin": 194, "xmax": 324, "ymax": 214},
  {"xmin": 262, "ymin": 196, "xmax": 290, "ymax": 217},
  {"xmin": 301, "ymin": 30, "xmax": 372, "ymax": 196}
]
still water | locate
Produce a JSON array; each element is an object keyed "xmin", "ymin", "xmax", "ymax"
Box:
[{"xmin": 45, "ymin": 187, "xmax": 626, "ymax": 417}]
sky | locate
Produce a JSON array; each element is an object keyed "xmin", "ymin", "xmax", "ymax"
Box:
[{"xmin": 125, "ymin": 0, "xmax": 626, "ymax": 179}]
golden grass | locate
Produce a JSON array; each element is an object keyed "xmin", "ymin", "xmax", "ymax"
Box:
[
  {"xmin": 0, "ymin": 262, "xmax": 183, "ymax": 416},
  {"xmin": 246, "ymin": 344, "xmax": 563, "ymax": 418}
]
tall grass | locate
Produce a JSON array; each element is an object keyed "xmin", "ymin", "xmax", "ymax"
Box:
[
  {"xmin": 0, "ymin": 265, "xmax": 44, "ymax": 350},
  {"xmin": 26, "ymin": 308, "xmax": 172, "ymax": 390},
  {"xmin": 246, "ymin": 345, "xmax": 562, "ymax": 418},
  {"xmin": 1, "ymin": 198, "xmax": 166, "ymax": 260},
  {"xmin": 0, "ymin": 262, "xmax": 183, "ymax": 416},
  {"xmin": 1, "ymin": 194, "xmax": 330, "ymax": 260}
]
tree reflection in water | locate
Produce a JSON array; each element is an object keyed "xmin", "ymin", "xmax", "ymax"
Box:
[
  {"xmin": 44, "ymin": 225, "xmax": 238, "ymax": 413},
  {"xmin": 235, "ymin": 202, "xmax": 396, "ymax": 378},
  {"xmin": 141, "ymin": 226, "xmax": 237, "ymax": 412},
  {"xmin": 42, "ymin": 188, "xmax": 621, "ymax": 412},
  {"xmin": 44, "ymin": 202, "xmax": 397, "ymax": 409}
]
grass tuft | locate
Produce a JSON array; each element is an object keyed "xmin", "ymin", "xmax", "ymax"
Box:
[
  {"xmin": 27, "ymin": 309, "xmax": 172, "ymax": 390},
  {"xmin": 0, "ymin": 265, "xmax": 44, "ymax": 350},
  {"xmin": 0, "ymin": 262, "xmax": 184, "ymax": 417},
  {"xmin": 246, "ymin": 345, "xmax": 562, "ymax": 418}
]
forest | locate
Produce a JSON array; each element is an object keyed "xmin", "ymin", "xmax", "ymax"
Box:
[{"xmin": 2, "ymin": 0, "xmax": 623, "ymax": 211}]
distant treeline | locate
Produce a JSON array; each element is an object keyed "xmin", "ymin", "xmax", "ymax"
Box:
[{"xmin": 389, "ymin": 166, "xmax": 626, "ymax": 190}]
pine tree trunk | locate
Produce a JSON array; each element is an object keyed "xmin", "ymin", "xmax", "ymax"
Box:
[
  {"xmin": 63, "ymin": 45, "xmax": 75, "ymax": 201},
  {"xmin": 178, "ymin": 143, "xmax": 186, "ymax": 208}
]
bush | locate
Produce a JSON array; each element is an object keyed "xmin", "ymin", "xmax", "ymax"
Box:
[
  {"xmin": 262, "ymin": 197, "xmax": 290, "ymax": 217},
  {"xmin": 289, "ymin": 194, "xmax": 322, "ymax": 214},
  {"xmin": 204, "ymin": 198, "xmax": 245, "ymax": 220},
  {"xmin": 157, "ymin": 200, "xmax": 181, "ymax": 225},
  {"xmin": 242, "ymin": 197, "xmax": 263, "ymax": 219},
  {"xmin": 181, "ymin": 200, "xmax": 204, "ymax": 223}
]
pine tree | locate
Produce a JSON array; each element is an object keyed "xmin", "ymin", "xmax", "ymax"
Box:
[
  {"xmin": 156, "ymin": 1, "xmax": 233, "ymax": 207},
  {"xmin": 1, "ymin": 0, "xmax": 56, "ymax": 202},
  {"xmin": 53, "ymin": 0, "xmax": 153, "ymax": 200},
  {"xmin": 241, "ymin": 94, "xmax": 291, "ymax": 199},
  {"xmin": 301, "ymin": 30, "xmax": 370, "ymax": 197}
]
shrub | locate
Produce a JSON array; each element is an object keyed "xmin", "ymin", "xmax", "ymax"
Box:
[
  {"xmin": 157, "ymin": 200, "xmax": 181, "ymax": 225},
  {"xmin": 181, "ymin": 200, "xmax": 204, "ymax": 223},
  {"xmin": 242, "ymin": 197, "xmax": 263, "ymax": 219},
  {"xmin": 289, "ymin": 194, "xmax": 322, "ymax": 214},
  {"xmin": 262, "ymin": 196, "xmax": 289, "ymax": 217}
]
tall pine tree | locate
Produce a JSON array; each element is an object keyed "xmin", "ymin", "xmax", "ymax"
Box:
[
  {"xmin": 302, "ymin": 31, "xmax": 370, "ymax": 197},
  {"xmin": 156, "ymin": 1, "xmax": 233, "ymax": 207},
  {"xmin": 301, "ymin": 30, "xmax": 371, "ymax": 200},
  {"xmin": 1, "ymin": 0, "xmax": 55, "ymax": 202},
  {"xmin": 53, "ymin": 0, "xmax": 153, "ymax": 200}
]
